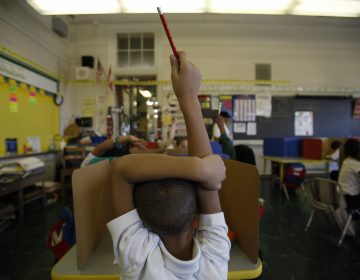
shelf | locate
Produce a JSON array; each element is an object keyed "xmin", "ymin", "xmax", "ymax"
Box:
[{"xmin": 24, "ymin": 193, "xmax": 44, "ymax": 205}]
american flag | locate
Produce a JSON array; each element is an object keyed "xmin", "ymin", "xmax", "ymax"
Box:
[
  {"xmin": 107, "ymin": 66, "xmax": 113, "ymax": 93},
  {"xmin": 96, "ymin": 58, "xmax": 105, "ymax": 84}
]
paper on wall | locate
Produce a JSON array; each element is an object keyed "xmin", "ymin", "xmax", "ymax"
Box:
[
  {"xmin": 247, "ymin": 122, "xmax": 257, "ymax": 135},
  {"xmin": 234, "ymin": 122, "xmax": 246, "ymax": 133},
  {"xmin": 256, "ymin": 94, "xmax": 272, "ymax": 118},
  {"xmin": 295, "ymin": 111, "xmax": 313, "ymax": 136}
]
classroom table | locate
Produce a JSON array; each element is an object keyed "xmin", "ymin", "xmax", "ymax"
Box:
[
  {"xmin": 51, "ymin": 232, "xmax": 263, "ymax": 280},
  {"xmin": 261, "ymin": 155, "xmax": 328, "ymax": 200}
]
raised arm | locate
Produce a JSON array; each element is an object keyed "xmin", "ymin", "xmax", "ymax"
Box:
[{"xmin": 170, "ymin": 52, "xmax": 223, "ymax": 214}]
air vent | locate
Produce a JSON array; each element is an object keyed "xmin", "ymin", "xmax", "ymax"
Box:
[
  {"xmin": 75, "ymin": 67, "xmax": 93, "ymax": 80},
  {"xmin": 255, "ymin": 63, "xmax": 271, "ymax": 84}
]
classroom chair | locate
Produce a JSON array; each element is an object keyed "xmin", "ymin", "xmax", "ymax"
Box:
[
  {"xmin": 304, "ymin": 178, "xmax": 341, "ymax": 232},
  {"xmin": 304, "ymin": 178, "xmax": 355, "ymax": 245},
  {"xmin": 338, "ymin": 194, "xmax": 360, "ymax": 246}
]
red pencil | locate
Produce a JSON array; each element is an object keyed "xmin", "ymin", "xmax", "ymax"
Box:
[{"xmin": 157, "ymin": 7, "xmax": 179, "ymax": 59}]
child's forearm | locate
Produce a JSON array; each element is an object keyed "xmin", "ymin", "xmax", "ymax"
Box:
[
  {"xmin": 178, "ymin": 98, "xmax": 212, "ymax": 157},
  {"xmin": 112, "ymin": 153, "xmax": 205, "ymax": 184}
]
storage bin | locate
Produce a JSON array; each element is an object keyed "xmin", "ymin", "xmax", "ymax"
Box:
[
  {"xmin": 302, "ymin": 138, "xmax": 324, "ymax": 160},
  {"xmin": 263, "ymin": 138, "xmax": 302, "ymax": 157}
]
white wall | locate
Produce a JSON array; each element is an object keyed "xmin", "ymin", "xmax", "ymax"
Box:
[{"xmin": 67, "ymin": 14, "xmax": 360, "ymax": 117}]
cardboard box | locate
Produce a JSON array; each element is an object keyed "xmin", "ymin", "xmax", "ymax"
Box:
[{"xmin": 72, "ymin": 159, "xmax": 260, "ymax": 269}]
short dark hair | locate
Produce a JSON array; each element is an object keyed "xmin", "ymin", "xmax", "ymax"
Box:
[
  {"xmin": 331, "ymin": 140, "xmax": 342, "ymax": 151},
  {"xmin": 174, "ymin": 136, "xmax": 187, "ymax": 147},
  {"xmin": 344, "ymin": 138, "xmax": 360, "ymax": 159},
  {"xmin": 134, "ymin": 179, "xmax": 197, "ymax": 236},
  {"xmin": 220, "ymin": 111, "xmax": 231, "ymax": 119}
]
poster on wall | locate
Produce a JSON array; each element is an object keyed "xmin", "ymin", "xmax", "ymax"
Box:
[
  {"xmin": 81, "ymin": 97, "xmax": 95, "ymax": 117},
  {"xmin": 219, "ymin": 95, "xmax": 233, "ymax": 114},
  {"xmin": 353, "ymin": 99, "xmax": 360, "ymax": 119},
  {"xmin": 233, "ymin": 122, "xmax": 246, "ymax": 133},
  {"xmin": 256, "ymin": 94, "xmax": 272, "ymax": 118},
  {"xmin": 247, "ymin": 122, "xmax": 257, "ymax": 135},
  {"xmin": 295, "ymin": 111, "xmax": 313, "ymax": 136},
  {"xmin": 233, "ymin": 95, "xmax": 256, "ymax": 122}
]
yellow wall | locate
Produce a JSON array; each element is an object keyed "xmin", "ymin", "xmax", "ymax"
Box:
[{"xmin": 0, "ymin": 80, "xmax": 59, "ymax": 156}]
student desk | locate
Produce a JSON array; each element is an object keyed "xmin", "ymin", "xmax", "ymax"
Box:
[
  {"xmin": 261, "ymin": 156, "xmax": 328, "ymax": 199},
  {"xmin": 51, "ymin": 232, "xmax": 262, "ymax": 280}
]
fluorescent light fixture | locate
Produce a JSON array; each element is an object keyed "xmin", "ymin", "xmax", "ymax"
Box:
[
  {"xmin": 292, "ymin": 0, "xmax": 360, "ymax": 17},
  {"xmin": 139, "ymin": 89, "xmax": 152, "ymax": 98},
  {"xmin": 208, "ymin": 0, "xmax": 293, "ymax": 14},
  {"xmin": 26, "ymin": 0, "xmax": 121, "ymax": 15},
  {"xmin": 122, "ymin": 0, "xmax": 206, "ymax": 13}
]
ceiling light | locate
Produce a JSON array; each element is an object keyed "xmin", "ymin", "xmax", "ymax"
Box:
[
  {"xmin": 146, "ymin": 100, "xmax": 154, "ymax": 106},
  {"xmin": 292, "ymin": 0, "xmax": 360, "ymax": 17},
  {"xmin": 139, "ymin": 90, "xmax": 152, "ymax": 98},
  {"xmin": 208, "ymin": 0, "xmax": 293, "ymax": 14},
  {"xmin": 26, "ymin": 0, "xmax": 121, "ymax": 15},
  {"xmin": 122, "ymin": 0, "xmax": 206, "ymax": 13}
]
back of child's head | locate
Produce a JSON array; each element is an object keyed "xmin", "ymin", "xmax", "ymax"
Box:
[
  {"xmin": 220, "ymin": 111, "xmax": 231, "ymax": 119},
  {"xmin": 174, "ymin": 137, "xmax": 188, "ymax": 150},
  {"xmin": 344, "ymin": 138, "xmax": 360, "ymax": 159},
  {"xmin": 331, "ymin": 140, "xmax": 342, "ymax": 151},
  {"xmin": 134, "ymin": 179, "xmax": 197, "ymax": 236}
]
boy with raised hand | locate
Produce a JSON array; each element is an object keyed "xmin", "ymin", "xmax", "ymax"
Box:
[{"xmin": 107, "ymin": 51, "xmax": 230, "ymax": 280}]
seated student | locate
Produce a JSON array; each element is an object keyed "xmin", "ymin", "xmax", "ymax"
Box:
[
  {"xmin": 212, "ymin": 111, "xmax": 233, "ymax": 141},
  {"xmin": 214, "ymin": 115, "xmax": 236, "ymax": 160},
  {"xmin": 338, "ymin": 138, "xmax": 360, "ymax": 209},
  {"xmin": 326, "ymin": 140, "xmax": 342, "ymax": 181},
  {"xmin": 106, "ymin": 51, "xmax": 230, "ymax": 279},
  {"xmin": 80, "ymin": 135, "xmax": 146, "ymax": 167}
]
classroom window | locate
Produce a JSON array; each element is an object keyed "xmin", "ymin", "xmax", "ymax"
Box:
[{"xmin": 117, "ymin": 33, "xmax": 155, "ymax": 68}]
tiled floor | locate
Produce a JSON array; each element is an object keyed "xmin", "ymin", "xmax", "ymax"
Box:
[{"xmin": 0, "ymin": 178, "xmax": 359, "ymax": 280}]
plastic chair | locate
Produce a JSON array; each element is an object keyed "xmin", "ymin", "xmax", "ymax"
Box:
[
  {"xmin": 304, "ymin": 178, "xmax": 352, "ymax": 246},
  {"xmin": 338, "ymin": 194, "xmax": 360, "ymax": 246}
]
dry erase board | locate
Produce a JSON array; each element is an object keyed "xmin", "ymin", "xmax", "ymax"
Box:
[{"xmin": 233, "ymin": 96, "xmax": 358, "ymax": 140}]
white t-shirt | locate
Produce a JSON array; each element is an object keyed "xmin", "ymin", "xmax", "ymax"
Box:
[
  {"xmin": 80, "ymin": 152, "xmax": 96, "ymax": 167},
  {"xmin": 212, "ymin": 123, "xmax": 233, "ymax": 141},
  {"xmin": 107, "ymin": 209, "xmax": 230, "ymax": 280},
  {"xmin": 328, "ymin": 149, "xmax": 340, "ymax": 173},
  {"xmin": 338, "ymin": 157, "xmax": 360, "ymax": 196}
]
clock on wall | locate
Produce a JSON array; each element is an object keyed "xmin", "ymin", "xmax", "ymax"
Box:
[{"xmin": 53, "ymin": 94, "xmax": 64, "ymax": 106}]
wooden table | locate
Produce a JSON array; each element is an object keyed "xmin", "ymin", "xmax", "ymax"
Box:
[
  {"xmin": 261, "ymin": 156, "xmax": 328, "ymax": 200},
  {"xmin": 0, "ymin": 172, "xmax": 45, "ymax": 220},
  {"xmin": 51, "ymin": 232, "xmax": 263, "ymax": 280}
]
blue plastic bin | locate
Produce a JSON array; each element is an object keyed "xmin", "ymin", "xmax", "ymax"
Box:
[{"xmin": 263, "ymin": 138, "xmax": 302, "ymax": 157}]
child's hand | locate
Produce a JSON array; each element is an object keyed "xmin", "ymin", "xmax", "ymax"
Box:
[
  {"xmin": 200, "ymin": 154, "xmax": 226, "ymax": 191},
  {"xmin": 170, "ymin": 51, "xmax": 201, "ymax": 100},
  {"xmin": 128, "ymin": 135, "xmax": 147, "ymax": 150}
]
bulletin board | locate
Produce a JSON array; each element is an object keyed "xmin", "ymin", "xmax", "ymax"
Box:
[
  {"xmin": 233, "ymin": 96, "xmax": 357, "ymax": 140},
  {"xmin": 0, "ymin": 79, "xmax": 59, "ymax": 156}
]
